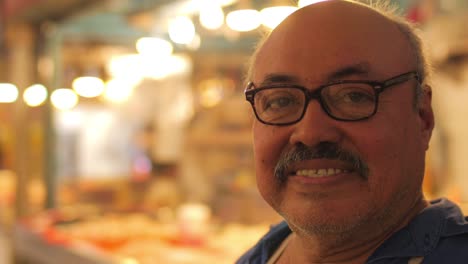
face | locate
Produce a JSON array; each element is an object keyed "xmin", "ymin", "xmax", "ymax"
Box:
[{"xmin": 252, "ymin": 2, "xmax": 434, "ymax": 236}]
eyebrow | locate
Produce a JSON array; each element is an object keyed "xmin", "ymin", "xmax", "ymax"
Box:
[
  {"xmin": 257, "ymin": 62, "xmax": 372, "ymax": 87},
  {"xmin": 325, "ymin": 62, "xmax": 371, "ymax": 83},
  {"xmin": 259, "ymin": 74, "xmax": 301, "ymax": 86}
]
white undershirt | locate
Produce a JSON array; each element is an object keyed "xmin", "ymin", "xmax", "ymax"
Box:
[{"xmin": 266, "ymin": 234, "xmax": 293, "ymax": 264}]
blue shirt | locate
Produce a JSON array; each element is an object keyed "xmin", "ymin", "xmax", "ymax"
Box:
[{"xmin": 236, "ymin": 198, "xmax": 468, "ymax": 263}]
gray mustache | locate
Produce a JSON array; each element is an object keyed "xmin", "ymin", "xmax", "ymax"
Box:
[{"xmin": 274, "ymin": 142, "xmax": 369, "ymax": 181}]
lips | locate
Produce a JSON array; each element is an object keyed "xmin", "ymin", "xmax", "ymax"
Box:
[
  {"xmin": 273, "ymin": 142, "xmax": 369, "ymax": 181},
  {"xmin": 296, "ymin": 168, "xmax": 351, "ymax": 178},
  {"xmin": 286, "ymin": 159, "xmax": 356, "ymax": 179}
]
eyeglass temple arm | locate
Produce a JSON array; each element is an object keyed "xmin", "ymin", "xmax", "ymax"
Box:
[{"xmin": 383, "ymin": 72, "xmax": 420, "ymax": 88}]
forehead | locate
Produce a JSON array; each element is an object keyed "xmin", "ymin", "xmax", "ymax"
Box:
[{"xmin": 254, "ymin": 1, "xmax": 415, "ymax": 83}]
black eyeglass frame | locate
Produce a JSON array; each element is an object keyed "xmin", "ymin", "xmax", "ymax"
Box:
[{"xmin": 245, "ymin": 71, "xmax": 420, "ymax": 126}]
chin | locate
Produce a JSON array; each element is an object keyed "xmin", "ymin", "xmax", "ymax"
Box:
[
  {"xmin": 283, "ymin": 209, "xmax": 368, "ymax": 237},
  {"xmin": 274, "ymin": 196, "xmax": 377, "ymax": 238}
]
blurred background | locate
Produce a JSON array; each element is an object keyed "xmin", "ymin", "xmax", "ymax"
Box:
[{"xmin": 0, "ymin": 0, "xmax": 467, "ymax": 263}]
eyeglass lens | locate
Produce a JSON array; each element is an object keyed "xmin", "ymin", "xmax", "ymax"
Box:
[{"xmin": 254, "ymin": 83, "xmax": 377, "ymax": 124}]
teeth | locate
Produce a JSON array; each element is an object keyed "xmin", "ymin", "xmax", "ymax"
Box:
[{"xmin": 297, "ymin": 168, "xmax": 348, "ymax": 178}]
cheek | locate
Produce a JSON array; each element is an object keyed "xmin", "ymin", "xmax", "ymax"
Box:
[
  {"xmin": 361, "ymin": 120, "xmax": 424, "ymax": 196},
  {"xmin": 253, "ymin": 124, "xmax": 289, "ymax": 180},
  {"xmin": 253, "ymin": 124, "xmax": 292, "ymax": 208}
]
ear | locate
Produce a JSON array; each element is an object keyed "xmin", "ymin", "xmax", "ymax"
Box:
[{"xmin": 418, "ymin": 84, "xmax": 435, "ymax": 150}]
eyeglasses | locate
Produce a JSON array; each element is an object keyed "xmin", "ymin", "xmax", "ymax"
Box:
[{"xmin": 245, "ymin": 71, "xmax": 419, "ymax": 126}]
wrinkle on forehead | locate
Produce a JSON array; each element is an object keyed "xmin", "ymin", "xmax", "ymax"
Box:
[
  {"xmin": 254, "ymin": 0, "xmax": 415, "ymax": 82},
  {"xmin": 258, "ymin": 62, "xmax": 372, "ymax": 87}
]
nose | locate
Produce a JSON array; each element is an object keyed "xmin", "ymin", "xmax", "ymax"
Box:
[{"xmin": 289, "ymin": 100, "xmax": 343, "ymax": 146}]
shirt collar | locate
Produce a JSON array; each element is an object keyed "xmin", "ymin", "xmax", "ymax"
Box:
[
  {"xmin": 259, "ymin": 221, "xmax": 292, "ymax": 263},
  {"xmin": 244, "ymin": 198, "xmax": 468, "ymax": 263},
  {"xmin": 368, "ymin": 198, "xmax": 468, "ymax": 262}
]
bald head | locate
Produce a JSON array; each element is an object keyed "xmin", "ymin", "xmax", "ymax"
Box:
[{"xmin": 247, "ymin": 0, "xmax": 429, "ymax": 92}]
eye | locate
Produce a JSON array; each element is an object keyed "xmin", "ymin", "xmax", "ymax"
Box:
[
  {"xmin": 259, "ymin": 90, "xmax": 301, "ymax": 112},
  {"xmin": 265, "ymin": 96, "xmax": 295, "ymax": 109},
  {"xmin": 344, "ymin": 91, "xmax": 373, "ymax": 103},
  {"xmin": 334, "ymin": 86, "xmax": 375, "ymax": 105}
]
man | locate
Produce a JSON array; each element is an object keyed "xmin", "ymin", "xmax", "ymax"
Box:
[{"xmin": 237, "ymin": 0, "xmax": 468, "ymax": 263}]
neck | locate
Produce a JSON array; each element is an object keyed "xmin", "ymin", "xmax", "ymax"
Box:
[{"xmin": 281, "ymin": 198, "xmax": 428, "ymax": 264}]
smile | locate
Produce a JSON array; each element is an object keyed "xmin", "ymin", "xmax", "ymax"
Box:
[{"xmin": 296, "ymin": 168, "xmax": 350, "ymax": 178}]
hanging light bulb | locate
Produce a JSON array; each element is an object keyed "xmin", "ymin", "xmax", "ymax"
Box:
[
  {"xmin": 72, "ymin": 76, "xmax": 105, "ymax": 98},
  {"xmin": 103, "ymin": 79, "xmax": 136, "ymax": 103},
  {"xmin": 136, "ymin": 37, "xmax": 173, "ymax": 58},
  {"xmin": 260, "ymin": 6, "xmax": 297, "ymax": 29},
  {"xmin": 107, "ymin": 54, "xmax": 144, "ymax": 81},
  {"xmin": 51, "ymin": 88, "xmax": 78, "ymax": 110},
  {"xmin": 23, "ymin": 84, "xmax": 48, "ymax": 107},
  {"xmin": 168, "ymin": 16, "xmax": 196, "ymax": 44},
  {"xmin": 226, "ymin": 9, "xmax": 261, "ymax": 32},
  {"xmin": 141, "ymin": 54, "xmax": 192, "ymax": 80},
  {"xmin": 0, "ymin": 83, "xmax": 18, "ymax": 103},
  {"xmin": 199, "ymin": 2, "xmax": 224, "ymax": 30},
  {"xmin": 298, "ymin": 0, "xmax": 328, "ymax": 8}
]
